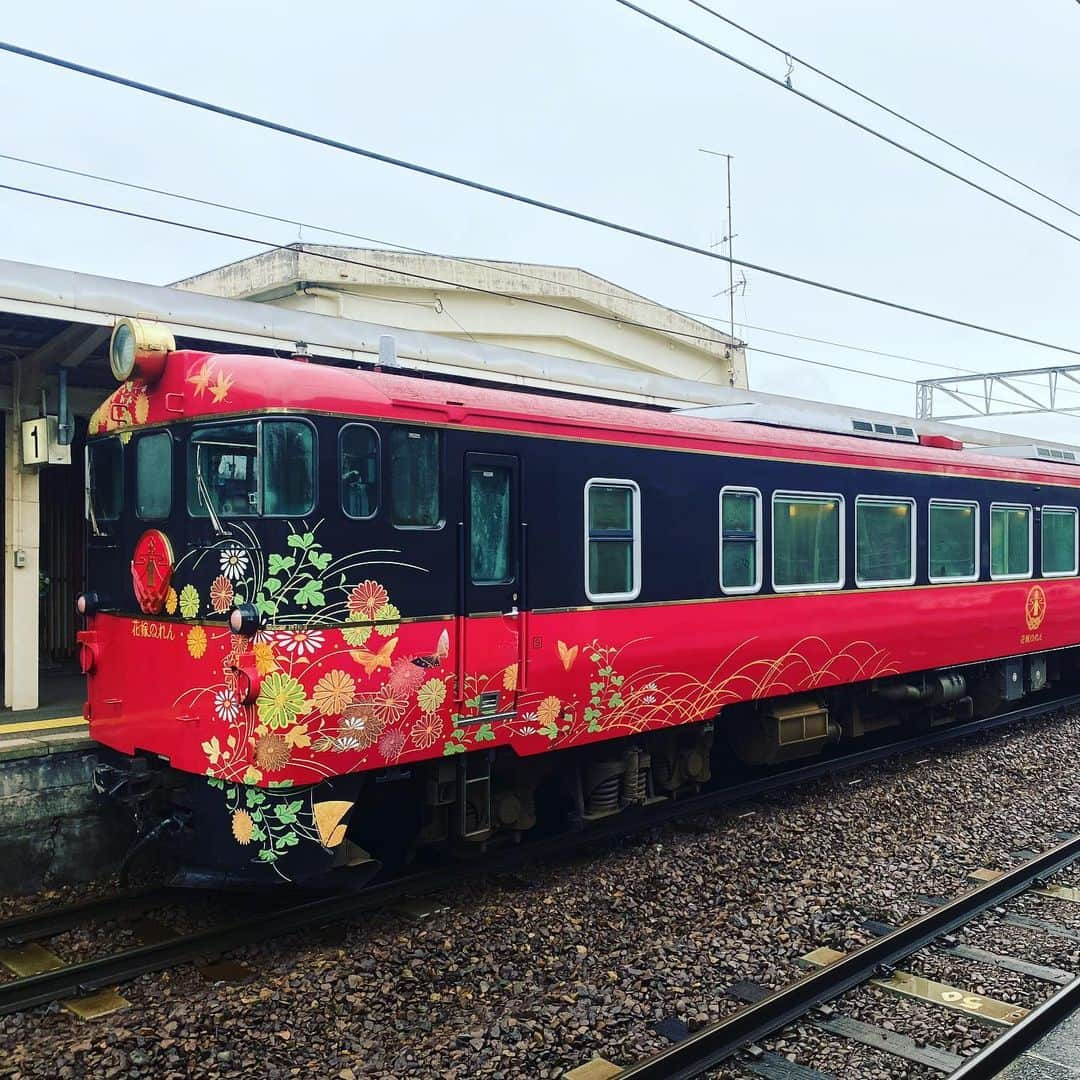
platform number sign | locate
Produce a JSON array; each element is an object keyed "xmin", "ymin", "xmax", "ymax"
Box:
[{"xmin": 21, "ymin": 416, "xmax": 71, "ymax": 467}]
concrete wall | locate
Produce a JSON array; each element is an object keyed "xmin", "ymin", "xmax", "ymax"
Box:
[{"xmin": 0, "ymin": 737, "xmax": 133, "ymax": 895}]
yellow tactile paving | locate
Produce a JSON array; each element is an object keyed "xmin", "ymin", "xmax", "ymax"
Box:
[{"xmin": 0, "ymin": 715, "xmax": 86, "ymax": 736}]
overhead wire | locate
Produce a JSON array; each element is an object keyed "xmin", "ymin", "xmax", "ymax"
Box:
[
  {"xmin": 1, "ymin": 40, "xmax": 1080, "ymax": 362},
  {"xmin": 610, "ymin": 0, "xmax": 1080, "ymax": 246},
  {"xmin": 2, "ymin": 148, "xmax": 1075, "ymax": 408},
  {"xmin": 682, "ymin": 0, "xmax": 1080, "ymax": 222},
  {"xmin": 0, "ymin": 177, "xmax": 1044, "ymax": 417}
]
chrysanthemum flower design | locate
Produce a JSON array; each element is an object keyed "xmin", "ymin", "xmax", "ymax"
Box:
[
  {"xmin": 179, "ymin": 584, "xmax": 200, "ymax": 619},
  {"xmin": 256, "ymin": 671, "xmax": 309, "ymax": 729},
  {"xmin": 410, "ymin": 714, "xmax": 443, "ymax": 749},
  {"xmin": 371, "ymin": 686, "xmax": 407, "ymax": 725},
  {"xmin": 537, "ymin": 696, "xmax": 562, "ymax": 725},
  {"xmin": 274, "ymin": 629, "xmax": 325, "ymax": 657},
  {"xmin": 378, "ymin": 728, "xmax": 407, "ymax": 761},
  {"xmin": 165, "ymin": 587, "xmax": 178, "ymax": 615},
  {"xmin": 253, "ymin": 642, "xmax": 278, "ymax": 676},
  {"xmin": 417, "ymin": 678, "xmax": 447, "ymax": 714},
  {"xmin": 254, "ymin": 733, "xmax": 291, "ymax": 771},
  {"xmin": 311, "ymin": 670, "xmax": 355, "ymax": 716},
  {"xmin": 210, "ymin": 575, "xmax": 234, "ymax": 614},
  {"xmin": 342, "ymin": 614, "xmax": 373, "ymax": 648},
  {"xmin": 373, "ymin": 603, "xmax": 400, "ymax": 635},
  {"xmin": 231, "ymin": 809, "xmax": 254, "ymax": 845},
  {"xmin": 347, "ymin": 580, "xmax": 388, "ymax": 620},
  {"xmin": 503, "ymin": 664, "xmax": 518, "ymax": 692},
  {"xmin": 187, "ymin": 626, "xmax": 208, "ymax": 659},
  {"xmin": 219, "ymin": 545, "xmax": 250, "ymax": 581},
  {"xmin": 214, "ymin": 689, "xmax": 240, "ymax": 723},
  {"xmin": 340, "ymin": 702, "xmax": 385, "ymax": 749},
  {"xmin": 388, "ymin": 658, "xmax": 425, "ymax": 695}
]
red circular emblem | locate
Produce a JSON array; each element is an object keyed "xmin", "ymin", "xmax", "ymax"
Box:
[{"xmin": 131, "ymin": 529, "xmax": 175, "ymax": 615}]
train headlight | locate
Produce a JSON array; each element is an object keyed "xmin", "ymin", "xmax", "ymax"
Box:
[
  {"xmin": 229, "ymin": 602, "xmax": 261, "ymax": 637},
  {"xmin": 76, "ymin": 591, "xmax": 102, "ymax": 616},
  {"xmin": 109, "ymin": 317, "xmax": 175, "ymax": 384}
]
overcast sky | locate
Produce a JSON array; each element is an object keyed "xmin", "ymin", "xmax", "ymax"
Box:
[{"xmin": 1, "ymin": 0, "xmax": 1078, "ymax": 439}]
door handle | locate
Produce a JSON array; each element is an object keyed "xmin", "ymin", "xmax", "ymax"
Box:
[{"xmin": 504, "ymin": 605, "xmax": 519, "ymax": 617}]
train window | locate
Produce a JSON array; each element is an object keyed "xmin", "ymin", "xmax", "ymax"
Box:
[
  {"xmin": 340, "ymin": 425, "xmax": 379, "ymax": 519},
  {"xmin": 585, "ymin": 479, "xmax": 641, "ymax": 602},
  {"xmin": 1042, "ymin": 506, "xmax": 1078, "ymax": 577},
  {"xmin": 135, "ymin": 431, "xmax": 172, "ymax": 520},
  {"xmin": 390, "ymin": 428, "xmax": 441, "ymax": 527},
  {"xmin": 928, "ymin": 500, "xmax": 979, "ymax": 582},
  {"xmin": 772, "ymin": 493, "xmax": 844, "ymax": 591},
  {"xmin": 262, "ymin": 421, "xmax": 315, "ymax": 516},
  {"xmin": 189, "ymin": 422, "xmax": 258, "ymax": 518},
  {"xmin": 87, "ymin": 436, "xmax": 123, "ymax": 526},
  {"xmin": 990, "ymin": 503, "xmax": 1032, "ymax": 580},
  {"xmin": 188, "ymin": 420, "xmax": 315, "ymax": 518},
  {"xmin": 855, "ymin": 496, "xmax": 915, "ymax": 587},
  {"xmin": 719, "ymin": 487, "xmax": 761, "ymax": 594},
  {"xmin": 470, "ymin": 465, "xmax": 513, "ymax": 584}
]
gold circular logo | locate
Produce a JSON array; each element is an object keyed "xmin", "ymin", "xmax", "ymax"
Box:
[{"xmin": 1025, "ymin": 584, "xmax": 1047, "ymax": 631}]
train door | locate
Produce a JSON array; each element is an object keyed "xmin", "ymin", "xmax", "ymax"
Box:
[{"xmin": 458, "ymin": 452, "xmax": 522, "ymax": 717}]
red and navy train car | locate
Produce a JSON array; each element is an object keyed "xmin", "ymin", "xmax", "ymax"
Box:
[{"xmin": 82, "ymin": 319, "xmax": 1080, "ymax": 884}]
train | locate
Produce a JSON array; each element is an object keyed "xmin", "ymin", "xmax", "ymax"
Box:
[{"xmin": 82, "ymin": 318, "xmax": 1080, "ymax": 885}]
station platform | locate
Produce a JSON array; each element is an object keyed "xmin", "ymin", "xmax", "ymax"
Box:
[
  {"xmin": 0, "ymin": 673, "xmax": 88, "ymax": 759},
  {"xmin": 1000, "ymin": 1005, "xmax": 1080, "ymax": 1078}
]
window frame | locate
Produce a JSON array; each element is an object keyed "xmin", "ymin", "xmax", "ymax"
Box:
[
  {"xmin": 584, "ymin": 478, "xmax": 642, "ymax": 603},
  {"xmin": 338, "ymin": 422, "xmax": 381, "ymax": 521},
  {"xmin": 1040, "ymin": 505, "xmax": 1079, "ymax": 578},
  {"xmin": 854, "ymin": 494, "xmax": 916, "ymax": 588},
  {"xmin": 187, "ymin": 416, "xmax": 318, "ymax": 520},
  {"xmin": 135, "ymin": 429, "xmax": 174, "ymax": 522},
  {"xmin": 928, "ymin": 498, "xmax": 980, "ymax": 584},
  {"xmin": 389, "ymin": 425, "xmax": 444, "ymax": 531},
  {"xmin": 86, "ymin": 434, "xmax": 124, "ymax": 526},
  {"xmin": 989, "ymin": 501, "xmax": 1034, "ymax": 581},
  {"xmin": 719, "ymin": 485, "xmax": 763, "ymax": 595},
  {"xmin": 770, "ymin": 490, "xmax": 846, "ymax": 594}
]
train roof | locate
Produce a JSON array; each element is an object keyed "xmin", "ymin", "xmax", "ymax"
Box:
[{"xmin": 97, "ymin": 348, "xmax": 1080, "ymax": 490}]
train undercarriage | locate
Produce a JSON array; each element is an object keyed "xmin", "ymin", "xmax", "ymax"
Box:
[{"xmin": 96, "ymin": 647, "xmax": 1075, "ymax": 888}]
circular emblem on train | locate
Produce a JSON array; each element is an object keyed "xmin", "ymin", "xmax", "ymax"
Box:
[
  {"xmin": 1024, "ymin": 584, "xmax": 1047, "ymax": 631},
  {"xmin": 131, "ymin": 529, "xmax": 175, "ymax": 615}
]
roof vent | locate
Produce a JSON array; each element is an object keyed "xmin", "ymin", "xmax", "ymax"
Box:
[
  {"xmin": 969, "ymin": 444, "xmax": 1080, "ymax": 465},
  {"xmin": 674, "ymin": 402, "xmax": 919, "ymax": 443}
]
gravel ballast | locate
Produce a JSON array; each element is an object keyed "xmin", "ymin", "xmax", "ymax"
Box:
[{"xmin": 1, "ymin": 711, "xmax": 1078, "ymax": 1079}]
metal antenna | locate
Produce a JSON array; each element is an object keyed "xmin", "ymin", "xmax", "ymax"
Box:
[{"xmin": 700, "ymin": 148, "xmax": 737, "ymax": 345}]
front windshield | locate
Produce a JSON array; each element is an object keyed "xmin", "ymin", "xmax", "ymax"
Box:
[{"xmin": 87, "ymin": 437, "xmax": 123, "ymax": 529}]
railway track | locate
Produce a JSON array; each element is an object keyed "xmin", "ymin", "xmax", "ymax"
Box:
[
  {"xmin": 593, "ymin": 834, "xmax": 1080, "ymax": 1080},
  {"xmin": 0, "ymin": 690, "xmax": 1075, "ymax": 1021}
]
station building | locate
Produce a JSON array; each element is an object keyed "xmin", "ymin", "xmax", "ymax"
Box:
[{"xmin": 0, "ymin": 248, "xmax": 746, "ymax": 712}]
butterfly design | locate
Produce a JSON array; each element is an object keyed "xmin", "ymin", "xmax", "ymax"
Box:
[
  {"xmin": 412, "ymin": 628, "xmax": 451, "ymax": 669},
  {"xmin": 557, "ymin": 640, "xmax": 578, "ymax": 671},
  {"xmin": 351, "ymin": 637, "xmax": 398, "ymax": 675}
]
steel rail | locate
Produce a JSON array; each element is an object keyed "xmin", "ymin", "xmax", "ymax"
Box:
[
  {"xmin": 946, "ymin": 974, "xmax": 1080, "ymax": 1079},
  {"xmin": 0, "ymin": 690, "xmax": 1074, "ymax": 1017},
  {"xmin": 615, "ymin": 835, "xmax": 1080, "ymax": 1079},
  {"xmin": 0, "ymin": 886, "xmax": 186, "ymax": 945}
]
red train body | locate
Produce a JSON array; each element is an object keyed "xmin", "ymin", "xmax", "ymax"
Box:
[{"xmin": 82, "ymin": 333, "xmax": 1080, "ymax": 884}]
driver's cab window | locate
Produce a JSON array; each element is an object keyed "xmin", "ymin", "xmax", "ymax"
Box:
[
  {"xmin": 188, "ymin": 422, "xmax": 258, "ymax": 517},
  {"xmin": 340, "ymin": 424, "xmax": 379, "ymax": 519}
]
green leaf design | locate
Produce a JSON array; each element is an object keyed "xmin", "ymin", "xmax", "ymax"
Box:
[
  {"xmin": 294, "ymin": 579, "xmax": 326, "ymax": 607},
  {"xmin": 587, "ymin": 720, "xmax": 602, "ymax": 733},
  {"xmin": 590, "ymin": 682, "xmax": 604, "ymax": 695},
  {"xmin": 263, "ymin": 577, "xmax": 282, "ymax": 595},
  {"xmin": 474, "ymin": 724, "xmax": 496, "ymax": 742},
  {"xmin": 255, "ymin": 598, "xmax": 278, "ymax": 617},
  {"xmin": 610, "ymin": 675, "xmax": 625, "ymax": 686},
  {"xmin": 608, "ymin": 693, "xmax": 624, "ymax": 708},
  {"xmin": 267, "ymin": 780, "xmax": 295, "ymax": 788},
  {"xmin": 308, "ymin": 550, "xmax": 332, "ymax": 571},
  {"xmin": 267, "ymin": 554, "xmax": 296, "ymax": 575},
  {"xmin": 258, "ymin": 848, "xmax": 279, "ymax": 862},
  {"xmin": 286, "ymin": 532, "xmax": 314, "ymax": 550},
  {"xmin": 273, "ymin": 800, "xmax": 304, "ymax": 825},
  {"xmin": 442, "ymin": 741, "xmax": 466, "ymax": 756},
  {"xmin": 250, "ymin": 825, "xmax": 265, "ymax": 842},
  {"xmin": 598, "ymin": 666, "xmax": 613, "ymax": 677},
  {"xmin": 205, "ymin": 776, "xmax": 224, "ymax": 790},
  {"xmin": 464, "ymin": 696, "xmax": 481, "ymax": 710},
  {"xmin": 539, "ymin": 721, "xmax": 559, "ymax": 740},
  {"xmin": 589, "ymin": 653, "xmax": 601, "ymax": 663},
  {"xmin": 245, "ymin": 787, "xmax": 266, "ymax": 808}
]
